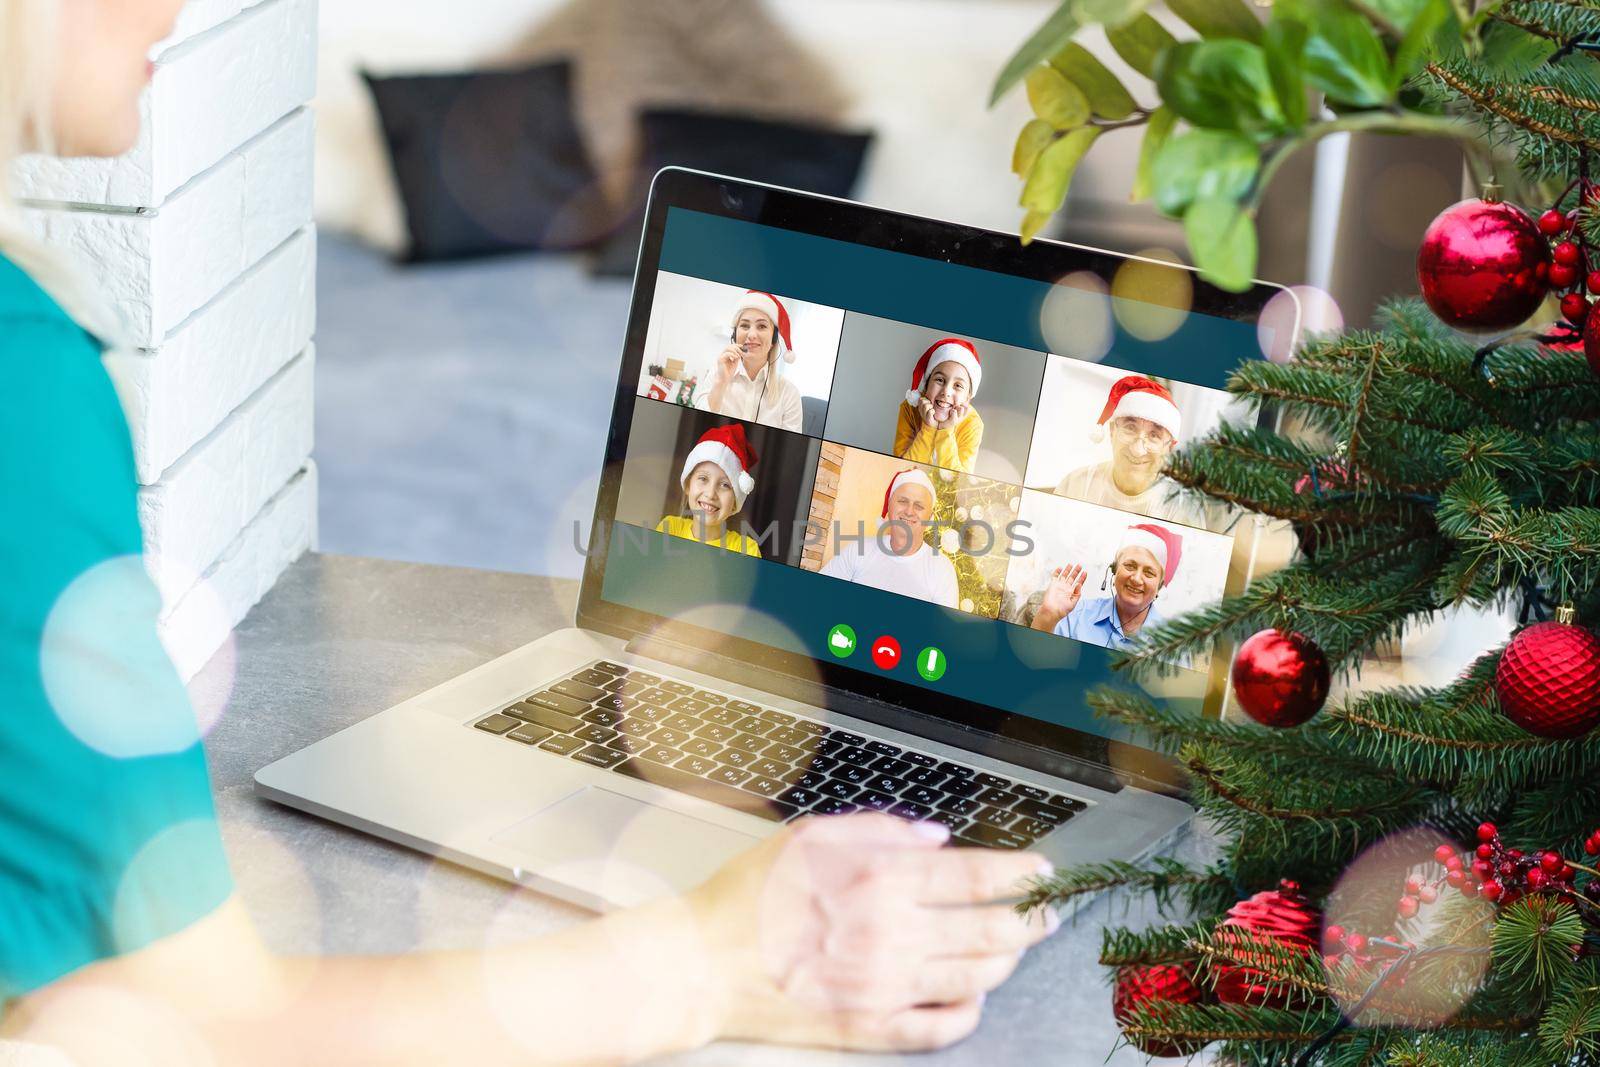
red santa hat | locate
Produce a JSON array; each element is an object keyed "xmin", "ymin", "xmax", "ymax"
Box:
[
  {"xmin": 881, "ymin": 467, "xmax": 937, "ymax": 518},
  {"xmin": 1117, "ymin": 523, "xmax": 1183, "ymax": 585},
  {"xmin": 681, "ymin": 424, "xmax": 759, "ymax": 509},
  {"xmin": 905, "ymin": 338, "xmax": 983, "ymax": 407},
  {"xmin": 1090, "ymin": 375, "xmax": 1181, "ymax": 444},
  {"xmin": 732, "ymin": 291, "xmax": 795, "ymax": 364}
]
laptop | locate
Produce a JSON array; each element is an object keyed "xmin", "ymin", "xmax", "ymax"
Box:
[{"xmin": 256, "ymin": 169, "xmax": 1300, "ymax": 912}]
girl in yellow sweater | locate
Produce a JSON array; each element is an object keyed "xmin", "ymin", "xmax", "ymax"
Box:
[
  {"xmin": 655, "ymin": 424, "xmax": 764, "ymax": 556},
  {"xmin": 894, "ymin": 338, "xmax": 985, "ymax": 473}
]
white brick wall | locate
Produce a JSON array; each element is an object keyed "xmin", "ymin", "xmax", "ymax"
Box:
[{"xmin": 13, "ymin": 0, "xmax": 318, "ymax": 679}]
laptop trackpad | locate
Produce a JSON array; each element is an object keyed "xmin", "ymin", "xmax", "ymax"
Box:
[{"xmin": 491, "ymin": 787, "xmax": 760, "ymax": 908}]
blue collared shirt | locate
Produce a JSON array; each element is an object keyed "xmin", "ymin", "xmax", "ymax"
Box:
[{"xmin": 1054, "ymin": 593, "xmax": 1166, "ymax": 652}]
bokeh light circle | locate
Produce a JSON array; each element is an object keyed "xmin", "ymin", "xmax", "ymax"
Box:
[
  {"xmin": 1111, "ymin": 249, "xmax": 1193, "ymax": 343},
  {"xmin": 1040, "ymin": 270, "xmax": 1114, "ymax": 362},
  {"xmin": 41, "ymin": 556, "xmax": 213, "ymax": 758},
  {"xmin": 1259, "ymin": 285, "xmax": 1344, "ymax": 363},
  {"xmin": 1323, "ymin": 826, "xmax": 1493, "ymax": 1028}
]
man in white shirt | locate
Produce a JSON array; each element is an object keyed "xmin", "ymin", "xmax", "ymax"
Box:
[
  {"xmin": 695, "ymin": 290, "xmax": 805, "ymax": 432},
  {"xmin": 1054, "ymin": 374, "xmax": 1207, "ymax": 528},
  {"xmin": 820, "ymin": 467, "xmax": 959, "ymax": 609}
]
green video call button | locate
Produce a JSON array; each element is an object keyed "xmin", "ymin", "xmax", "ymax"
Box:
[
  {"xmin": 916, "ymin": 646, "xmax": 947, "ymax": 682},
  {"xmin": 827, "ymin": 624, "xmax": 857, "ymax": 658}
]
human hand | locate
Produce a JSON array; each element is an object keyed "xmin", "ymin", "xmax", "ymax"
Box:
[
  {"xmin": 691, "ymin": 813, "xmax": 1056, "ymax": 1052},
  {"xmin": 1033, "ymin": 565, "xmax": 1086, "ymax": 631},
  {"xmin": 716, "ymin": 344, "xmax": 744, "ymax": 385},
  {"xmin": 917, "ymin": 397, "xmax": 939, "ymax": 429}
]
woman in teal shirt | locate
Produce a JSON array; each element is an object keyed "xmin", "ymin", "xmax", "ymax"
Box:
[{"xmin": 0, "ymin": 2, "xmax": 1056, "ymax": 1061}]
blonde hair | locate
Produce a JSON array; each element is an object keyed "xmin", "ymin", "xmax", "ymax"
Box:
[{"xmin": 0, "ymin": 0, "xmax": 125, "ymax": 341}]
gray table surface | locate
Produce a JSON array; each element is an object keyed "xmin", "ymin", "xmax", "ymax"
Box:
[{"xmin": 198, "ymin": 553, "xmax": 1208, "ymax": 1065}]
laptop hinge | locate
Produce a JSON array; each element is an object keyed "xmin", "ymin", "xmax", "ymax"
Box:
[{"xmin": 623, "ymin": 631, "xmax": 1131, "ymax": 796}]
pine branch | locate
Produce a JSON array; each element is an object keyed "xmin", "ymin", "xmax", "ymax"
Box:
[
  {"xmin": 1098, "ymin": 921, "xmax": 1214, "ymax": 967},
  {"xmin": 1017, "ymin": 856, "xmax": 1236, "ymax": 915}
]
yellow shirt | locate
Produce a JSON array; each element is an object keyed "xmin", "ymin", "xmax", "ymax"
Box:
[
  {"xmin": 894, "ymin": 401, "xmax": 983, "ymax": 473},
  {"xmin": 655, "ymin": 515, "xmax": 763, "ymax": 557}
]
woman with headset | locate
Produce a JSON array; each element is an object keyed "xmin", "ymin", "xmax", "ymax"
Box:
[
  {"xmin": 1030, "ymin": 524, "xmax": 1184, "ymax": 652},
  {"xmin": 694, "ymin": 290, "xmax": 805, "ymax": 432}
]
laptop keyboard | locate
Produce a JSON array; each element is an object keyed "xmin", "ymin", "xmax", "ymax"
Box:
[{"xmin": 471, "ymin": 660, "xmax": 1089, "ymax": 850}]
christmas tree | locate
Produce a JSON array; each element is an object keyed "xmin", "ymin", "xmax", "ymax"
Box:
[{"xmin": 994, "ymin": 0, "xmax": 1600, "ymax": 1061}]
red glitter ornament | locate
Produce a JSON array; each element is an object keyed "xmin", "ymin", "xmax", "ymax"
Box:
[
  {"xmin": 1232, "ymin": 630, "xmax": 1331, "ymax": 728},
  {"xmin": 1213, "ymin": 880, "xmax": 1322, "ymax": 1007},
  {"xmin": 1494, "ymin": 609, "xmax": 1600, "ymax": 740},
  {"xmin": 1417, "ymin": 197, "xmax": 1551, "ymax": 331},
  {"xmin": 1111, "ymin": 963, "xmax": 1208, "ymax": 1058}
]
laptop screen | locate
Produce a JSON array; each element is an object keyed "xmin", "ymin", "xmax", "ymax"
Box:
[{"xmin": 582, "ymin": 172, "xmax": 1296, "ymax": 778}]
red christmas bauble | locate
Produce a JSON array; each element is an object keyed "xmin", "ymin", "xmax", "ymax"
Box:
[
  {"xmin": 1495, "ymin": 620, "xmax": 1600, "ymax": 739},
  {"xmin": 1417, "ymin": 198, "xmax": 1550, "ymax": 331},
  {"xmin": 1232, "ymin": 629, "xmax": 1331, "ymax": 727},
  {"xmin": 1111, "ymin": 963, "xmax": 1208, "ymax": 1058},
  {"xmin": 1214, "ymin": 880, "xmax": 1322, "ymax": 1007}
]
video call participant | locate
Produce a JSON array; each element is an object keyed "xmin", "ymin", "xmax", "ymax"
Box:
[
  {"xmin": 1030, "ymin": 523, "xmax": 1183, "ymax": 652},
  {"xmin": 655, "ymin": 424, "xmax": 763, "ymax": 556},
  {"xmin": 1055, "ymin": 375, "xmax": 1205, "ymax": 527},
  {"xmin": 695, "ymin": 290, "xmax": 804, "ymax": 432},
  {"xmin": 821, "ymin": 467, "xmax": 958, "ymax": 608},
  {"xmin": 894, "ymin": 338, "xmax": 985, "ymax": 473}
]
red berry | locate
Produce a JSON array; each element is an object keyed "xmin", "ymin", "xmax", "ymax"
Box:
[
  {"xmin": 1446, "ymin": 870, "xmax": 1466, "ymax": 889},
  {"xmin": 1528, "ymin": 868, "xmax": 1550, "ymax": 890},
  {"xmin": 1481, "ymin": 880, "xmax": 1504, "ymax": 902},
  {"xmin": 1346, "ymin": 933, "xmax": 1367, "ymax": 952},
  {"xmin": 1460, "ymin": 880, "xmax": 1479, "ymax": 898},
  {"xmin": 1419, "ymin": 884, "xmax": 1438, "ymax": 903},
  {"xmin": 1499, "ymin": 860, "xmax": 1518, "ymax": 879},
  {"xmin": 1477, "ymin": 823, "xmax": 1498, "ymax": 842},
  {"xmin": 1564, "ymin": 293, "xmax": 1592, "ymax": 322},
  {"xmin": 1588, "ymin": 270, "xmax": 1600, "ymax": 294},
  {"xmin": 1473, "ymin": 858, "xmax": 1493, "ymax": 880},
  {"xmin": 1404, "ymin": 876, "xmax": 1422, "ymax": 895},
  {"xmin": 1324, "ymin": 924, "xmax": 1345, "ymax": 946},
  {"xmin": 1542, "ymin": 851, "xmax": 1565, "ymax": 874},
  {"xmin": 1434, "ymin": 844, "xmax": 1456, "ymax": 864},
  {"xmin": 1560, "ymin": 864, "xmax": 1576, "ymax": 883},
  {"xmin": 1476, "ymin": 843, "xmax": 1494, "ymax": 860},
  {"xmin": 1550, "ymin": 263, "xmax": 1580, "ymax": 289},
  {"xmin": 1555, "ymin": 241, "xmax": 1582, "ymax": 266},
  {"xmin": 1397, "ymin": 895, "xmax": 1419, "ymax": 918},
  {"xmin": 1541, "ymin": 209, "xmax": 1569, "ymax": 235},
  {"xmin": 1445, "ymin": 854, "xmax": 1464, "ymax": 871}
]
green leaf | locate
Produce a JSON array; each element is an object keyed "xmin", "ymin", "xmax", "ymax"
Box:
[
  {"xmin": 1069, "ymin": 0, "xmax": 1149, "ymax": 24},
  {"xmin": 1131, "ymin": 106, "xmax": 1177, "ymax": 203},
  {"xmin": 1166, "ymin": 0, "xmax": 1264, "ymax": 42},
  {"xmin": 991, "ymin": 3, "xmax": 1080, "ymax": 105},
  {"xmin": 1154, "ymin": 39, "xmax": 1287, "ymax": 136},
  {"xmin": 1106, "ymin": 13, "xmax": 1179, "ymax": 77},
  {"xmin": 1026, "ymin": 66, "xmax": 1092, "ymax": 129},
  {"xmin": 1361, "ymin": 0, "xmax": 1438, "ymax": 33},
  {"xmin": 1184, "ymin": 197, "xmax": 1257, "ymax": 290},
  {"xmin": 1393, "ymin": 0, "xmax": 1453, "ymax": 84},
  {"xmin": 1262, "ymin": 17, "xmax": 1309, "ymax": 129},
  {"xmin": 1293, "ymin": 0, "xmax": 1395, "ymax": 106},
  {"xmin": 1050, "ymin": 41, "xmax": 1138, "ymax": 120},
  {"xmin": 1012, "ymin": 119, "xmax": 1058, "ymax": 177},
  {"xmin": 1020, "ymin": 126, "xmax": 1102, "ymax": 213},
  {"xmin": 1153, "ymin": 129, "xmax": 1260, "ymax": 215},
  {"xmin": 1020, "ymin": 209, "xmax": 1054, "ymax": 244}
]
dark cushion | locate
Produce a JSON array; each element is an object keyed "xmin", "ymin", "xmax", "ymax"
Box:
[
  {"xmin": 593, "ymin": 109, "xmax": 874, "ymax": 277},
  {"xmin": 363, "ymin": 62, "xmax": 609, "ymax": 262}
]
